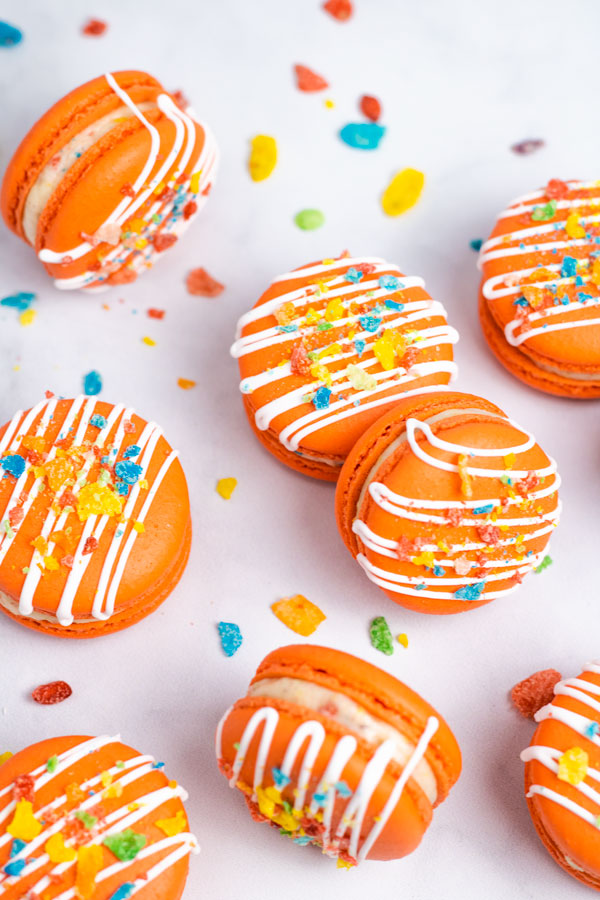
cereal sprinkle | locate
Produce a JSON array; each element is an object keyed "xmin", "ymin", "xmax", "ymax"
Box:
[
  {"xmin": 217, "ymin": 621, "xmax": 243, "ymax": 657},
  {"xmin": 294, "ymin": 64, "xmax": 329, "ymax": 92},
  {"xmin": 323, "ymin": 0, "xmax": 353, "ymax": 20},
  {"xmin": 510, "ymin": 668, "xmax": 561, "ymax": 718},
  {"xmin": 359, "ymin": 95, "xmax": 382, "ymax": 122},
  {"xmin": 0, "ymin": 21, "xmax": 23, "ymax": 47},
  {"xmin": 31, "ymin": 680, "xmax": 73, "ymax": 705},
  {"xmin": 370, "ymin": 616, "xmax": 394, "ymax": 655},
  {"xmin": 81, "ymin": 18, "xmax": 107, "ymax": 36},
  {"xmin": 381, "ymin": 168, "xmax": 424, "ymax": 217},
  {"xmin": 216, "ymin": 477, "xmax": 237, "ymax": 499},
  {"xmin": 177, "ymin": 378, "xmax": 196, "ymax": 390},
  {"xmin": 248, "ymin": 135, "xmax": 277, "ymax": 182},
  {"xmin": 83, "ymin": 370, "xmax": 102, "ymax": 396},
  {"xmin": 271, "ymin": 595, "xmax": 326, "ymax": 636},
  {"xmin": 340, "ymin": 122, "xmax": 385, "ymax": 150},
  {"xmin": 294, "ymin": 209, "xmax": 325, "ymax": 231},
  {"xmin": 186, "ymin": 267, "xmax": 225, "ymax": 297}
]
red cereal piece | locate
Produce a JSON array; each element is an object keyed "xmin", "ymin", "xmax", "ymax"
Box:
[
  {"xmin": 123, "ymin": 420, "xmax": 136, "ymax": 434},
  {"xmin": 8, "ymin": 507, "xmax": 24, "ymax": 528},
  {"xmin": 120, "ymin": 183, "xmax": 135, "ymax": 198},
  {"xmin": 510, "ymin": 668, "xmax": 562, "ymax": 718},
  {"xmin": 445, "ymin": 507, "xmax": 463, "ymax": 527},
  {"xmin": 171, "ymin": 89, "xmax": 190, "ymax": 111},
  {"xmin": 545, "ymin": 178, "xmax": 569, "ymax": 200},
  {"xmin": 182, "ymin": 201, "xmax": 197, "ymax": 220},
  {"xmin": 476, "ymin": 523, "xmax": 501, "ymax": 545},
  {"xmin": 107, "ymin": 268, "xmax": 137, "ymax": 285},
  {"xmin": 31, "ymin": 681, "xmax": 73, "ymax": 705},
  {"xmin": 147, "ymin": 308, "xmax": 165, "ymax": 320},
  {"xmin": 290, "ymin": 342, "xmax": 311, "ymax": 376},
  {"xmin": 294, "ymin": 64, "xmax": 329, "ymax": 93},
  {"xmin": 82, "ymin": 18, "xmax": 107, "ymax": 36},
  {"xmin": 185, "ymin": 267, "xmax": 225, "ymax": 297},
  {"xmin": 153, "ymin": 233, "xmax": 178, "ymax": 252},
  {"xmin": 360, "ymin": 95, "xmax": 382, "ymax": 122},
  {"xmin": 58, "ymin": 490, "xmax": 77, "ymax": 510},
  {"xmin": 82, "ymin": 537, "xmax": 98, "ymax": 555},
  {"xmin": 395, "ymin": 535, "xmax": 425, "ymax": 561},
  {"xmin": 13, "ymin": 774, "xmax": 35, "ymax": 803},
  {"xmin": 323, "ymin": 0, "xmax": 353, "ymax": 21},
  {"xmin": 45, "ymin": 391, "xmax": 55, "ymax": 399}
]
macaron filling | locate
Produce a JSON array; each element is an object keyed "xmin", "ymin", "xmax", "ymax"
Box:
[{"xmin": 247, "ymin": 676, "xmax": 437, "ymax": 803}]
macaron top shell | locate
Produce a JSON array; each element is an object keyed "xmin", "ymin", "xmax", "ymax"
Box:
[
  {"xmin": 1, "ymin": 70, "xmax": 218, "ymax": 291},
  {"xmin": 231, "ymin": 254, "xmax": 458, "ymax": 479},
  {"xmin": 336, "ymin": 390, "xmax": 560, "ymax": 614},
  {"xmin": 0, "ymin": 735, "xmax": 197, "ymax": 900},
  {"xmin": 521, "ymin": 663, "xmax": 600, "ymax": 888},
  {"xmin": 479, "ymin": 179, "xmax": 600, "ymax": 378},
  {"xmin": 0, "ymin": 395, "xmax": 190, "ymax": 632}
]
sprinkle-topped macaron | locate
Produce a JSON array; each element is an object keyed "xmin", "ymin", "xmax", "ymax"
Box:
[
  {"xmin": 478, "ymin": 179, "xmax": 600, "ymax": 397},
  {"xmin": 0, "ymin": 395, "xmax": 191, "ymax": 636},
  {"xmin": 335, "ymin": 390, "xmax": 560, "ymax": 614},
  {"xmin": 0, "ymin": 734, "xmax": 198, "ymax": 899},
  {"xmin": 231, "ymin": 254, "xmax": 459, "ymax": 480},
  {"xmin": 216, "ymin": 644, "xmax": 461, "ymax": 864},
  {"xmin": 1, "ymin": 70, "xmax": 218, "ymax": 291},
  {"xmin": 521, "ymin": 662, "xmax": 600, "ymax": 889}
]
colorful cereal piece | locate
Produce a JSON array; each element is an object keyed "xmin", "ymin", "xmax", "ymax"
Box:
[
  {"xmin": 216, "ymin": 477, "xmax": 237, "ymax": 499},
  {"xmin": 359, "ymin": 95, "xmax": 382, "ymax": 122},
  {"xmin": 0, "ymin": 21, "xmax": 23, "ymax": 47},
  {"xmin": 31, "ymin": 680, "xmax": 72, "ymax": 704},
  {"xmin": 397, "ymin": 633, "xmax": 409, "ymax": 648},
  {"xmin": 510, "ymin": 668, "xmax": 562, "ymax": 719},
  {"xmin": 294, "ymin": 64, "xmax": 329, "ymax": 92},
  {"xmin": 82, "ymin": 18, "xmax": 107, "ymax": 36},
  {"xmin": 76, "ymin": 845, "xmax": 104, "ymax": 900},
  {"xmin": 0, "ymin": 291, "xmax": 35, "ymax": 310},
  {"xmin": 7, "ymin": 799, "xmax": 42, "ymax": 841},
  {"xmin": 323, "ymin": 0, "xmax": 353, "ymax": 20},
  {"xmin": 103, "ymin": 828, "xmax": 147, "ymax": 861},
  {"xmin": 217, "ymin": 621, "xmax": 243, "ymax": 657},
  {"xmin": 248, "ymin": 135, "xmax": 277, "ymax": 182},
  {"xmin": 369, "ymin": 616, "xmax": 394, "ymax": 655},
  {"xmin": 177, "ymin": 378, "xmax": 196, "ymax": 390},
  {"xmin": 382, "ymin": 168, "xmax": 425, "ymax": 217},
  {"xmin": 186, "ymin": 267, "xmax": 225, "ymax": 297},
  {"xmin": 109, "ymin": 883, "xmax": 136, "ymax": 900},
  {"xmin": 46, "ymin": 832, "xmax": 77, "ymax": 863},
  {"xmin": 534, "ymin": 554, "xmax": 552, "ymax": 573},
  {"xmin": 557, "ymin": 747, "xmax": 589, "ymax": 786},
  {"xmin": 155, "ymin": 809, "xmax": 187, "ymax": 837},
  {"xmin": 83, "ymin": 370, "xmax": 103, "ymax": 396},
  {"xmin": 339, "ymin": 123, "xmax": 385, "ymax": 150},
  {"xmin": 294, "ymin": 209, "xmax": 325, "ymax": 231},
  {"xmin": 271, "ymin": 594, "xmax": 326, "ymax": 636}
]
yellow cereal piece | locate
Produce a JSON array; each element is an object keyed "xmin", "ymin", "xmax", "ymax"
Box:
[
  {"xmin": 139, "ymin": 479, "xmax": 148, "ymax": 491},
  {"xmin": 216, "ymin": 477, "xmax": 237, "ymax": 500},
  {"xmin": 128, "ymin": 803, "xmax": 140, "ymax": 812},
  {"xmin": 19, "ymin": 309, "xmax": 36, "ymax": 327},
  {"xmin": 75, "ymin": 845, "xmax": 103, "ymax": 900},
  {"xmin": 412, "ymin": 551, "xmax": 435, "ymax": 568},
  {"xmin": 346, "ymin": 364, "xmax": 376, "ymax": 391},
  {"xmin": 336, "ymin": 857, "xmax": 355, "ymax": 869},
  {"xmin": 256, "ymin": 786, "xmax": 277, "ymax": 819},
  {"xmin": 7, "ymin": 800, "xmax": 42, "ymax": 841},
  {"xmin": 132, "ymin": 521, "xmax": 145, "ymax": 533},
  {"xmin": 565, "ymin": 213, "xmax": 585, "ymax": 239},
  {"xmin": 31, "ymin": 535, "xmax": 48, "ymax": 556},
  {"xmin": 310, "ymin": 363, "xmax": 332, "ymax": 387},
  {"xmin": 274, "ymin": 807, "xmax": 299, "ymax": 832},
  {"xmin": 248, "ymin": 135, "xmax": 277, "ymax": 182},
  {"xmin": 45, "ymin": 832, "xmax": 77, "ymax": 863},
  {"xmin": 153, "ymin": 181, "xmax": 166, "ymax": 196},
  {"xmin": 382, "ymin": 168, "xmax": 425, "ymax": 217},
  {"xmin": 457, "ymin": 454, "xmax": 472, "ymax": 499},
  {"xmin": 77, "ymin": 483, "xmax": 123, "ymax": 521},
  {"xmin": 128, "ymin": 218, "xmax": 146, "ymax": 234},
  {"xmin": 522, "ymin": 285, "xmax": 545, "ymax": 309},
  {"xmin": 558, "ymin": 747, "xmax": 589, "ymax": 786},
  {"xmin": 305, "ymin": 307, "xmax": 322, "ymax": 325},
  {"xmin": 325, "ymin": 298, "xmax": 345, "ymax": 322},
  {"xmin": 317, "ymin": 343, "xmax": 342, "ymax": 360},
  {"xmin": 44, "ymin": 555, "xmax": 59, "ymax": 571},
  {"xmin": 142, "ymin": 336, "xmax": 156, "ymax": 347},
  {"xmin": 155, "ymin": 809, "xmax": 187, "ymax": 837},
  {"xmin": 177, "ymin": 378, "xmax": 196, "ymax": 390},
  {"xmin": 189, "ymin": 171, "xmax": 202, "ymax": 194},
  {"xmin": 103, "ymin": 781, "xmax": 124, "ymax": 799},
  {"xmin": 0, "ymin": 751, "xmax": 13, "ymax": 766},
  {"xmin": 135, "ymin": 238, "xmax": 148, "ymax": 250},
  {"xmin": 373, "ymin": 332, "xmax": 396, "ymax": 370},
  {"xmin": 504, "ymin": 453, "xmax": 515, "ymax": 469},
  {"xmin": 591, "ymin": 258, "xmax": 600, "ymax": 286},
  {"xmin": 324, "ymin": 99, "xmax": 335, "ymax": 109},
  {"xmin": 271, "ymin": 594, "xmax": 326, "ymax": 637},
  {"xmin": 275, "ymin": 301, "xmax": 296, "ymax": 326},
  {"xmin": 397, "ymin": 633, "xmax": 409, "ymax": 648}
]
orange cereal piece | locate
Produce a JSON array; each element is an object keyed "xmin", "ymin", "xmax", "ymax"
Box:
[{"xmin": 271, "ymin": 595, "xmax": 326, "ymax": 636}]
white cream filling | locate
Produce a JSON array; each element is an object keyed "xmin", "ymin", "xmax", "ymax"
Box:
[
  {"xmin": 530, "ymin": 357, "xmax": 600, "ymax": 383},
  {"xmin": 22, "ymin": 102, "xmax": 155, "ymax": 244},
  {"xmin": 0, "ymin": 587, "xmax": 99, "ymax": 625},
  {"xmin": 247, "ymin": 676, "xmax": 437, "ymax": 803}
]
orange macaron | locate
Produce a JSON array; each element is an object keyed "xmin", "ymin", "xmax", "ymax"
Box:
[
  {"xmin": 216, "ymin": 644, "xmax": 461, "ymax": 865},
  {"xmin": 0, "ymin": 734, "xmax": 198, "ymax": 899},
  {"xmin": 521, "ymin": 662, "xmax": 600, "ymax": 889},
  {"xmin": 335, "ymin": 390, "xmax": 560, "ymax": 614},
  {"xmin": 1, "ymin": 70, "xmax": 218, "ymax": 291},
  {"xmin": 478, "ymin": 178, "xmax": 600, "ymax": 397},
  {"xmin": 230, "ymin": 254, "xmax": 459, "ymax": 480},
  {"xmin": 0, "ymin": 394, "xmax": 191, "ymax": 637}
]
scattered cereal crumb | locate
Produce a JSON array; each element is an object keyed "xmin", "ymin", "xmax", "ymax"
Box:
[
  {"xmin": 397, "ymin": 633, "xmax": 409, "ymax": 648},
  {"xmin": 31, "ymin": 680, "xmax": 73, "ymax": 705},
  {"xmin": 271, "ymin": 595, "xmax": 326, "ymax": 636},
  {"xmin": 324, "ymin": 98, "xmax": 335, "ymax": 109},
  {"xmin": 82, "ymin": 18, "xmax": 107, "ymax": 36},
  {"xmin": 558, "ymin": 747, "xmax": 589, "ymax": 786},
  {"xmin": 294, "ymin": 209, "xmax": 325, "ymax": 231},
  {"xmin": 1, "ymin": 291, "xmax": 35, "ymax": 311},
  {"xmin": 153, "ymin": 232, "xmax": 177, "ymax": 252},
  {"xmin": 470, "ymin": 239, "xmax": 483, "ymax": 251},
  {"xmin": 370, "ymin": 616, "xmax": 394, "ymax": 655},
  {"xmin": 294, "ymin": 64, "xmax": 329, "ymax": 92},
  {"xmin": 534, "ymin": 555, "xmax": 553, "ymax": 573},
  {"xmin": 323, "ymin": 0, "xmax": 353, "ymax": 21},
  {"xmin": 216, "ymin": 477, "xmax": 237, "ymax": 499},
  {"xmin": 511, "ymin": 138, "xmax": 545, "ymax": 155},
  {"xmin": 83, "ymin": 370, "xmax": 102, "ymax": 396},
  {"xmin": 382, "ymin": 168, "xmax": 424, "ymax": 217},
  {"xmin": 359, "ymin": 94, "xmax": 382, "ymax": 122},
  {"xmin": 186, "ymin": 267, "xmax": 225, "ymax": 297},
  {"xmin": 141, "ymin": 336, "xmax": 156, "ymax": 347},
  {"xmin": 217, "ymin": 621, "xmax": 243, "ymax": 657},
  {"xmin": 340, "ymin": 122, "xmax": 385, "ymax": 150},
  {"xmin": 0, "ymin": 21, "xmax": 23, "ymax": 47},
  {"xmin": 177, "ymin": 378, "xmax": 196, "ymax": 390},
  {"xmin": 510, "ymin": 668, "xmax": 562, "ymax": 718},
  {"xmin": 0, "ymin": 751, "xmax": 13, "ymax": 766},
  {"xmin": 248, "ymin": 135, "xmax": 277, "ymax": 182},
  {"xmin": 147, "ymin": 308, "xmax": 165, "ymax": 319},
  {"xmin": 18, "ymin": 309, "xmax": 36, "ymax": 327}
]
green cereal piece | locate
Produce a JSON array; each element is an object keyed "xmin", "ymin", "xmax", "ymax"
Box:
[
  {"xmin": 370, "ymin": 616, "xmax": 394, "ymax": 655},
  {"xmin": 294, "ymin": 209, "xmax": 325, "ymax": 231}
]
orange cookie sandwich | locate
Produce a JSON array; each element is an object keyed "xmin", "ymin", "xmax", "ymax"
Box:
[
  {"xmin": 231, "ymin": 254, "xmax": 459, "ymax": 480},
  {"xmin": 335, "ymin": 390, "xmax": 560, "ymax": 614},
  {"xmin": 0, "ymin": 394, "xmax": 191, "ymax": 637},
  {"xmin": 478, "ymin": 178, "xmax": 600, "ymax": 397},
  {"xmin": 1, "ymin": 70, "xmax": 218, "ymax": 291},
  {"xmin": 0, "ymin": 734, "xmax": 198, "ymax": 899},
  {"xmin": 521, "ymin": 662, "xmax": 600, "ymax": 889},
  {"xmin": 216, "ymin": 644, "xmax": 461, "ymax": 865}
]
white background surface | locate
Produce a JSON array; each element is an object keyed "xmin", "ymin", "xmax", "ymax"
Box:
[{"xmin": 0, "ymin": 0, "xmax": 599, "ymax": 896}]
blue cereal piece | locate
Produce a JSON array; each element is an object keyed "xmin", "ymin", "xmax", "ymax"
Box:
[
  {"xmin": 339, "ymin": 122, "xmax": 386, "ymax": 150},
  {"xmin": 354, "ymin": 339, "xmax": 366, "ymax": 356},
  {"xmin": 218, "ymin": 622, "xmax": 243, "ymax": 657},
  {"xmin": 4, "ymin": 859, "xmax": 26, "ymax": 877},
  {"xmin": 335, "ymin": 780, "xmax": 352, "ymax": 798},
  {"xmin": 0, "ymin": 291, "xmax": 35, "ymax": 310},
  {"xmin": 344, "ymin": 267, "xmax": 363, "ymax": 283},
  {"xmin": 272, "ymin": 767, "xmax": 291, "ymax": 789},
  {"xmin": 385, "ymin": 299, "xmax": 404, "ymax": 311},
  {"xmin": 115, "ymin": 461, "xmax": 143, "ymax": 484},
  {"xmin": 560, "ymin": 256, "xmax": 577, "ymax": 278},
  {"xmin": 109, "ymin": 884, "xmax": 136, "ymax": 900},
  {"xmin": 83, "ymin": 370, "xmax": 103, "ymax": 396},
  {"xmin": 470, "ymin": 239, "xmax": 483, "ymax": 251},
  {"xmin": 10, "ymin": 840, "xmax": 26, "ymax": 857},
  {"xmin": 359, "ymin": 315, "xmax": 381, "ymax": 332},
  {"xmin": 90, "ymin": 414, "xmax": 107, "ymax": 429},
  {"xmin": 123, "ymin": 445, "xmax": 141, "ymax": 459},
  {"xmin": 1, "ymin": 454, "xmax": 26, "ymax": 479},
  {"xmin": 454, "ymin": 582, "xmax": 486, "ymax": 601},
  {"xmin": 0, "ymin": 21, "xmax": 23, "ymax": 47},
  {"xmin": 379, "ymin": 275, "xmax": 400, "ymax": 291},
  {"xmin": 312, "ymin": 386, "xmax": 331, "ymax": 410}
]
